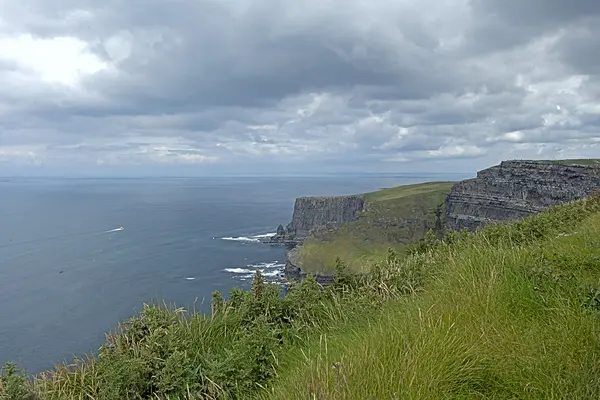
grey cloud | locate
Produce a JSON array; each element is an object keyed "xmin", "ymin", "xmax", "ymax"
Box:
[
  {"xmin": 466, "ymin": 0, "xmax": 600, "ymax": 54},
  {"xmin": 473, "ymin": 0, "xmax": 600, "ymax": 26},
  {"xmin": 1, "ymin": 0, "xmax": 600, "ymax": 175},
  {"xmin": 69, "ymin": 1, "xmax": 465, "ymax": 109},
  {"xmin": 552, "ymin": 18, "xmax": 600, "ymax": 76}
]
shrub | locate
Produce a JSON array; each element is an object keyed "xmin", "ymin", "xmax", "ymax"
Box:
[{"xmin": 0, "ymin": 363, "xmax": 34, "ymax": 400}]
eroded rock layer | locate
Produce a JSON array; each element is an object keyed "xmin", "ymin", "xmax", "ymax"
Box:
[
  {"xmin": 445, "ymin": 160, "xmax": 600, "ymax": 231},
  {"xmin": 270, "ymin": 195, "xmax": 365, "ymax": 244}
]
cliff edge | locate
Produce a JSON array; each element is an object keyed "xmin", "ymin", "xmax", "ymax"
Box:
[
  {"xmin": 276, "ymin": 159, "xmax": 600, "ymax": 281},
  {"xmin": 270, "ymin": 195, "xmax": 365, "ymax": 244},
  {"xmin": 445, "ymin": 159, "xmax": 600, "ymax": 231},
  {"xmin": 274, "ymin": 182, "xmax": 454, "ymax": 277}
]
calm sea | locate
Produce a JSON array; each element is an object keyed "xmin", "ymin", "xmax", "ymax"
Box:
[{"xmin": 0, "ymin": 174, "xmax": 464, "ymax": 373}]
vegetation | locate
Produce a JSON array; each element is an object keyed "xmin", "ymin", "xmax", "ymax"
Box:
[
  {"xmin": 264, "ymin": 192, "xmax": 600, "ymax": 399},
  {"xmin": 2, "ymin": 190, "xmax": 600, "ymax": 398},
  {"xmin": 550, "ymin": 158, "xmax": 600, "ymax": 165},
  {"xmin": 297, "ymin": 181, "xmax": 454, "ymax": 274}
]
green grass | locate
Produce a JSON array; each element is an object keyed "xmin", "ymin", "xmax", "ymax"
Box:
[
  {"xmin": 550, "ymin": 158, "xmax": 600, "ymax": 165},
  {"xmin": 297, "ymin": 181, "xmax": 455, "ymax": 274},
  {"xmin": 3, "ymin": 191, "xmax": 600, "ymax": 399},
  {"xmin": 263, "ymin": 192, "xmax": 600, "ymax": 399},
  {"xmin": 363, "ymin": 181, "xmax": 455, "ymax": 202}
]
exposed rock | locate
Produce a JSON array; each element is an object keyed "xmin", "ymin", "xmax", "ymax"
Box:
[
  {"xmin": 266, "ymin": 224, "xmax": 292, "ymax": 245},
  {"xmin": 276, "ymin": 224, "xmax": 285, "ymax": 236},
  {"xmin": 269, "ymin": 195, "xmax": 365, "ymax": 245},
  {"xmin": 286, "ymin": 195, "xmax": 365, "ymax": 241},
  {"xmin": 445, "ymin": 160, "xmax": 600, "ymax": 231},
  {"xmin": 269, "ymin": 195, "xmax": 365, "ymax": 281}
]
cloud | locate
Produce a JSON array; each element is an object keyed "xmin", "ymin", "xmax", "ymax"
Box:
[
  {"xmin": 1, "ymin": 0, "xmax": 599, "ymax": 176},
  {"xmin": 0, "ymin": 34, "xmax": 106, "ymax": 86}
]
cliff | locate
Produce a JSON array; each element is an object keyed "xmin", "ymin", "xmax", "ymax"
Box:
[
  {"xmin": 274, "ymin": 182, "xmax": 455, "ymax": 278},
  {"xmin": 270, "ymin": 195, "xmax": 365, "ymax": 244},
  {"xmin": 277, "ymin": 159, "xmax": 600, "ymax": 281},
  {"xmin": 445, "ymin": 160, "xmax": 600, "ymax": 231}
]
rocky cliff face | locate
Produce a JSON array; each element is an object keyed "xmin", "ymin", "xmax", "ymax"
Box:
[
  {"xmin": 271, "ymin": 195, "xmax": 365, "ymax": 244},
  {"xmin": 445, "ymin": 160, "xmax": 600, "ymax": 231}
]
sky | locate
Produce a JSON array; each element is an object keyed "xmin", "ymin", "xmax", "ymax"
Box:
[{"xmin": 0, "ymin": 0, "xmax": 599, "ymax": 177}]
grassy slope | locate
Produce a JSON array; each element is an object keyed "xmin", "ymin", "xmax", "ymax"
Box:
[
  {"xmin": 297, "ymin": 181, "xmax": 455, "ymax": 274},
  {"xmin": 264, "ymin": 193, "xmax": 600, "ymax": 399},
  {"xmin": 550, "ymin": 158, "xmax": 600, "ymax": 165}
]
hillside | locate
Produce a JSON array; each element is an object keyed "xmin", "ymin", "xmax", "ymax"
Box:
[
  {"xmin": 296, "ymin": 181, "xmax": 455, "ymax": 274},
  {"xmin": 3, "ymin": 190, "xmax": 600, "ymax": 399},
  {"xmin": 265, "ymin": 191, "xmax": 600, "ymax": 399}
]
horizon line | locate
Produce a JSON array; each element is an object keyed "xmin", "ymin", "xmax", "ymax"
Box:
[{"xmin": 0, "ymin": 172, "xmax": 472, "ymax": 179}]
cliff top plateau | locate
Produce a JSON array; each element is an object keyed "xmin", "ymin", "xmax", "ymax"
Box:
[{"xmin": 291, "ymin": 181, "xmax": 454, "ymax": 274}]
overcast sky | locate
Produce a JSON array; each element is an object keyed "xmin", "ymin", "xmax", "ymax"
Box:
[{"xmin": 1, "ymin": 0, "xmax": 599, "ymax": 176}]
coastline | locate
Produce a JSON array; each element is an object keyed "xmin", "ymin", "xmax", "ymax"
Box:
[{"xmin": 283, "ymin": 244, "xmax": 336, "ymax": 286}]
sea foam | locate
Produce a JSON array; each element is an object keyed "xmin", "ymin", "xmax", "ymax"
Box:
[{"xmin": 220, "ymin": 232, "xmax": 276, "ymax": 243}]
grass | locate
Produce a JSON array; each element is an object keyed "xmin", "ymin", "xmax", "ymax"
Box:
[
  {"xmin": 3, "ymin": 191, "xmax": 600, "ymax": 399},
  {"xmin": 262, "ymin": 192, "xmax": 600, "ymax": 399},
  {"xmin": 549, "ymin": 159, "xmax": 600, "ymax": 165},
  {"xmin": 297, "ymin": 181, "xmax": 455, "ymax": 274}
]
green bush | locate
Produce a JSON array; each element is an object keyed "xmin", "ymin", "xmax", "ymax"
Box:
[{"xmin": 0, "ymin": 363, "xmax": 34, "ymax": 400}]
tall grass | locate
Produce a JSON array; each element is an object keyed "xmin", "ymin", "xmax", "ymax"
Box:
[
  {"xmin": 262, "ymin": 192, "xmax": 600, "ymax": 399},
  {"xmin": 1, "ymin": 270, "xmax": 411, "ymax": 399},
  {"xmin": 2, "ymin": 192, "xmax": 600, "ymax": 399}
]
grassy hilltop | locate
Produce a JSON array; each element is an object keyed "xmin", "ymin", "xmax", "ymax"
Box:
[
  {"xmin": 297, "ymin": 181, "xmax": 455, "ymax": 274},
  {"xmin": 3, "ymin": 190, "xmax": 600, "ymax": 399},
  {"xmin": 551, "ymin": 158, "xmax": 600, "ymax": 165}
]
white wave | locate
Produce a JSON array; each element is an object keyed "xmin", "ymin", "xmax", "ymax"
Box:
[
  {"xmin": 224, "ymin": 268, "xmax": 253, "ymax": 274},
  {"xmin": 226, "ymin": 268, "xmax": 283, "ymax": 278},
  {"xmin": 220, "ymin": 232, "xmax": 276, "ymax": 243},
  {"xmin": 183, "ymin": 277, "xmax": 196, "ymax": 280},
  {"xmin": 248, "ymin": 261, "xmax": 285, "ymax": 269},
  {"xmin": 105, "ymin": 227, "xmax": 124, "ymax": 233},
  {"xmin": 262, "ymin": 269, "xmax": 283, "ymax": 277},
  {"xmin": 221, "ymin": 236, "xmax": 260, "ymax": 243},
  {"xmin": 237, "ymin": 270, "xmax": 282, "ymax": 279},
  {"xmin": 251, "ymin": 232, "xmax": 277, "ymax": 238},
  {"xmin": 225, "ymin": 259, "xmax": 285, "ymax": 283}
]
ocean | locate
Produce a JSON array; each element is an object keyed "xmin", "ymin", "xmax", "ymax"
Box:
[{"xmin": 0, "ymin": 174, "xmax": 464, "ymax": 373}]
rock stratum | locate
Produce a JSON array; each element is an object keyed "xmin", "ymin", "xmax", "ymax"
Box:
[
  {"xmin": 270, "ymin": 195, "xmax": 365, "ymax": 244},
  {"xmin": 445, "ymin": 160, "xmax": 600, "ymax": 231}
]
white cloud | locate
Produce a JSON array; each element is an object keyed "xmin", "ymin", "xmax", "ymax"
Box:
[
  {"xmin": 103, "ymin": 32, "xmax": 134, "ymax": 64},
  {"xmin": 425, "ymin": 144, "xmax": 487, "ymax": 159},
  {"xmin": 0, "ymin": 145, "xmax": 44, "ymax": 165},
  {"xmin": 0, "ymin": 34, "xmax": 106, "ymax": 86},
  {"xmin": 503, "ymin": 131, "xmax": 524, "ymax": 142}
]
